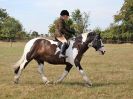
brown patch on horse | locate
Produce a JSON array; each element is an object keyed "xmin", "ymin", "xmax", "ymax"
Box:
[
  {"xmin": 37, "ymin": 39, "xmax": 57, "ymax": 56},
  {"xmin": 26, "ymin": 39, "xmax": 55, "ymax": 59},
  {"xmin": 26, "ymin": 39, "xmax": 65, "ymax": 64}
]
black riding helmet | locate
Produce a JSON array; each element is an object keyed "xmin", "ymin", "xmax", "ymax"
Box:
[{"xmin": 60, "ymin": 10, "xmax": 69, "ymax": 16}]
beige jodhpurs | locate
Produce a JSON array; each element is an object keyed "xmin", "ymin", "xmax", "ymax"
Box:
[{"xmin": 56, "ymin": 35, "xmax": 67, "ymax": 43}]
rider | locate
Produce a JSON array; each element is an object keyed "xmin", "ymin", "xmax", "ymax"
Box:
[{"xmin": 54, "ymin": 10, "xmax": 75, "ymax": 58}]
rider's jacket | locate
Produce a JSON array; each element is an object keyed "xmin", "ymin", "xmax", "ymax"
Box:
[{"xmin": 54, "ymin": 17, "xmax": 75, "ymax": 39}]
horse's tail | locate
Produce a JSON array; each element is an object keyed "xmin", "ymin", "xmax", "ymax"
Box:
[
  {"xmin": 13, "ymin": 38, "xmax": 39, "ymax": 74},
  {"xmin": 13, "ymin": 52, "xmax": 26, "ymax": 74}
]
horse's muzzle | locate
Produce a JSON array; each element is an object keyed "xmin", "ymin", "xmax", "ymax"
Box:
[
  {"xmin": 101, "ymin": 50, "xmax": 106, "ymax": 55},
  {"xmin": 98, "ymin": 47, "xmax": 106, "ymax": 55}
]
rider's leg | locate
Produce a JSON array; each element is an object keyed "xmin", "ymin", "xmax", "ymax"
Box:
[
  {"xmin": 59, "ymin": 42, "xmax": 68, "ymax": 58},
  {"xmin": 56, "ymin": 36, "xmax": 68, "ymax": 58}
]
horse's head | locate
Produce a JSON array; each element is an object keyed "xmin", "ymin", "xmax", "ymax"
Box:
[
  {"xmin": 83, "ymin": 32, "xmax": 106, "ymax": 55},
  {"xmin": 91, "ymin": 33, "xmax": 105, "ymax": 55}
]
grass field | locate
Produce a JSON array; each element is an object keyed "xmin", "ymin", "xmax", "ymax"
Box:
[{"xmin": 0, "ymin": 42, "xmax": 133, "ymax": 99}]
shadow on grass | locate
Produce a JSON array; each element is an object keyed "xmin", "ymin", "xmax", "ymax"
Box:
[
  {"xmin": 60, "ymin": 81, "xmax": 126, "ymax": 88},
  {"xmin": 92, "ymin": 81, "xmax": 126, "ymax": 88},
  {"xmin": 13, "ymin": 80, "xmax": 126, "ymax": 88},
  {"xmin": 61, "ymin": 82, "xmax": 85, "ymax": 87}
]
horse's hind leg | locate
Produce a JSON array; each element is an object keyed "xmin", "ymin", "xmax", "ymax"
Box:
[
  {"xmin": 36, "ymin": 61, "xmax": 50, "ymax": 84},
  {"xmin": 14, "ymin": 59, "xmax": 30, "ymax": 84}
]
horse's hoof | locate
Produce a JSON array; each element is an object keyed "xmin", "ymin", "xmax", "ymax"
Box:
[
  {"xmin": 85, "ymin": 83, "xmax": 92, "ymax": 88},
  {"xmin": 14, "ymin": 80, "xmax": 19, "ymax": 84},
  {"xmin": 44, "ymin": 80, "xmax": 51, "ymax": 85},
  {"xmin": 14, "ymin": 78, "xmax": 19, "ymax": 84},
  {"xmin": 53, "ymin": 80, "xmax": 62, "ymax": 84}
]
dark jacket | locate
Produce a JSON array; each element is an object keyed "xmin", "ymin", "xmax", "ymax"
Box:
[{"xmin": 55, "ymin": 18, "xmax": 75, "ymax": 39}]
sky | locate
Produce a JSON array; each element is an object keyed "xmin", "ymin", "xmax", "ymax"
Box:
[{"xmin": 0, "ymin": 0, "xmax": 124, "ymax": 34}]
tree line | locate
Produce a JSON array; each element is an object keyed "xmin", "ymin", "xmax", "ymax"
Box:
[
  {"xmin": 49, "ymin": 0, "xmax": 133, "ymax": 43},
  {"xmin": 96, "ymin": 0, "xmax": 133, "ymax": 43},
  {"xmin": 0, "ymin": 0, "xmax": 133, "ymax": 43},
  {"xmin": 0, "ymin": 8, "xmax": 43, "ymax": 41},
  {"xmin": 48, "ymin": 9, "xmax": 89, "ymax": 37}
]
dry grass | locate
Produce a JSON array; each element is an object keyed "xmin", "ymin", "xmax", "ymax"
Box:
[{"xmin": 0, "ymin": 42, "xmax": 133, "ymax": 99}]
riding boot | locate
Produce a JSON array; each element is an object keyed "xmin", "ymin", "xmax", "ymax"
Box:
[{"xmin": 59, "ymin": 42, "xmax": 68, "ymax": 58}]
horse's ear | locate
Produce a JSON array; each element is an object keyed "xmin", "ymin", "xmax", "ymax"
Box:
[{"xmin": 98, "ymin": 33, "xmax": 102, "ymax": 39}]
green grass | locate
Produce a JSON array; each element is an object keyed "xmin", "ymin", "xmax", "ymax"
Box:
[{"xmin": 0, "ymin": 42, "xmax": 133, "ymax": 99}]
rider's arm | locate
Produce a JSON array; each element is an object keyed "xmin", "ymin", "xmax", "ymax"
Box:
[{"xmin": 65, "ymin": 27, "xmax": 75, "ymax": 35}]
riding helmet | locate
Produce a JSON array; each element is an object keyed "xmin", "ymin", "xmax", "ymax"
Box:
[{"xmin": 60, "ymin": 10, "xmax": 69, "ymax": 16}]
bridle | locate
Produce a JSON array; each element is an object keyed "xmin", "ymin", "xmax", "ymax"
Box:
[{"xmin": 88, "ymin": 35, "xmax": 104, "ymax": 49}]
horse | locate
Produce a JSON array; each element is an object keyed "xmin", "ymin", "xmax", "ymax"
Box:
[{"xmin": 14, "ymin": 31, "xmax": 105, "ymax": 87}]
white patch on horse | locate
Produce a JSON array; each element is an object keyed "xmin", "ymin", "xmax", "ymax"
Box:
[
  {"xmin": 66, "ymin": 41, "xmax": 78, "ymax": 65},
  {"xmin": 100, "ymin": 39, "xmax": 104, "ymax": 46},
  {"xmin": 46, "ymin": 39, "xmax": 60, "ymax": 55},
  {"xmin": 80, "ymin": 70, "xmax": 90, "ymax": 83},
  {"xmin": 81, "ymin": 33, "xmax": 88, "ymax": 43},
  {"xmin": 25, "ymin": 38, "xmax": 40, "ymax": 54},
  {"xmin": 48, "ymin": 40, "xmax": 58, "ymax": 45},
  {"xmin": 98, "ymin": 39, "xmax": 105, "ymax": 52},
  {"xmin": 55, "ymin": 47, "xmax": 60, "ymax": 55},
  {"xmin": 47, "ymin": 40, "xmax": 60, "ymax": 55},
  {"xmin": 14, "ymin": 38, "xmax": 40, "ymax": 69},
  {"xmin": 23, "ymin": 38, "xmax": 40, "ymax": 61},
  {"xmin": 38, "ymin": 63, "xmax": 49, "ymax": 83}
]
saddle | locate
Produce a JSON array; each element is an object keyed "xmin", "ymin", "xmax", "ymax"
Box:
[{"xmin": 53, "ymin": 38, "xmax": 70, "ymax": 49}]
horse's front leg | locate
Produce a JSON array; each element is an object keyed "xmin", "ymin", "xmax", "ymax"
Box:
[
  {"xmin": 74, "ymin": 59, "xmax": 92, "ymax": 87},
  {"xmin": 54, "ymin": 62, "xmax": 73, "ymax": 84}
]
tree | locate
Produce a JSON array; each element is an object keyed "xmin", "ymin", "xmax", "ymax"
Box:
[
  {"xmin": 16, "ymin": 31, "xmax": 27, "ymax": 40},
  {"xmin": 48, "ymin": 9, "xmax": 90, "ymax": 36},
  {"xmin": 0, "ymin": 8, "xmax": 27, "ymax": 41},
  {"xmin": 101, "ymin": 0, "xmax": 133, "ymax": 43},
  {"xmin": 93, "ymin": 27, "xmax": 102, "ymax": 34},
  {"xmin": 1, "ymin": 17, "xmax": 22, "ymax": 41},
  {"xmin": 48, "ymin": 19, "xmax": 56, "ymax": 36},
  {"xmin": 114, "ymin": 0, "xmax": 133, "ymax": 41},
  {"xmin": 82, "ymin": 12, "xmax": 90, "ymax": 32},
  {"xmin": 0, "ymin": 8, "xmax": 8, "ymax": 38},
  {"xmin": 0, "ymin": 8, "xmax": 8, "ymax": 23},
  {"xmin": 31, "ymin": 31, "xmax": 39, "ymax": 38},
  {"xmin": 71, "ymin": 9, "xmax": 89, "ymax": 34},
  {"xmin": 48, "ymin": 18, "xmax": 75, "ymax": 37}
]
